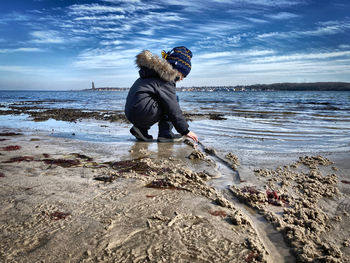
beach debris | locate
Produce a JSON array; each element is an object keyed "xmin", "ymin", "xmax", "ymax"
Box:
[
  {"xmin": 50, "ymin": 211, "xmax": 71, "ymax": 220},
  {"xmin": 0, "ymin": 139, "xmax": 8, "ymax": 141},
  {"xmin": 43, "ymin": 153, "xmax": 50, "ymax": 158},
  {"xmin": 0, "ymin": 172, "xmax": 5, "ymax": 177},
  {"xmin": 3, "ymin": 156, "xmax": 34, "ymax": 163},
  {"xmin": 43, "ymin": 158, "xmax": 80, "ymax": 168},
  {"xmin": 209, "ymin": 210, "xmax": 227, "ymax": 217},
  {"xmin": 341, "ymin": 180, "xmax": 350, "ymax": 184},
  {"xmin": 146, "ymin": 195, "xmax": 157, "ymax": 198},
  {"xmin": 187, "ymin": 150, "xmax": 207, "ymax": 160},
  {"xmin": 1, "ymin": 145, "xmax": 22, "ymax": 151},
  {"xmin": 0, "ymin": 132, "xmax": 22, "ymax": 136}
]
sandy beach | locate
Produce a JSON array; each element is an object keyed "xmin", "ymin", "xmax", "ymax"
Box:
[{"xmin": 0, "ymin": 128, "xmax": 349, "ymax": 263}]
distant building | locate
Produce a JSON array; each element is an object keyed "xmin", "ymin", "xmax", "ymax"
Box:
[{"xmin": 92, "ymin": 82, "xmax": 95, "ymax": 90}]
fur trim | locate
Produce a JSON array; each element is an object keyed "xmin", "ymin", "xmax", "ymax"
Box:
[{"xmin": 135, "ymin": 50, "xmax": 179, "ymax": 82}]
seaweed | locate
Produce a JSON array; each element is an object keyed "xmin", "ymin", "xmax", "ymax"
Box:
[
  {"xmin": 209, "ymin": 113, "xmax": 227, "ymax": 120},
  {"xmin": 43, "ymin": 153, "xmax": 50, "ymax": 158},
  {"xmin": 43, "ymin": 158, "xmax": 80, "ymax": 168},
  {"xmin": 3, "ymin": 156, "xmax": 34, "ymax": 163},
  {"xmin": 93, "ymin": 176, "xmax": 116, "ymax": 183},
  {"xmin": 242, "ymin": 186, "xmax": 259, "ymax": 195},
  {"xmin": 1, "ymin": 145, "xmax": 22, "ymax": 151},
  {"xmin": 0, "ymin": 132, "xmax": 22, "ymax": 136},
  {"xmin": 341, "ymin": 180, "xmax": 350, "ymax": 184},
  {"xmin": 50, "ymin": 211, "xmax": 71, "ymax": 220},
  {"xmin": 245, "ymin": 251, "xmax": 262, "ymax": 262},
  {"xmin": 72, "ymin": 153, "xmax": 93, "ymax": 161},
  {"xmin": 0, "ymin": 172, "xmax": 5, "ymax": 177},
  {"xmin": 109, "ymin": 158, "xmax": 165, "ymax": 176},
  {"xmin": 209, "ymin": 210, "xmax": 227, "ymax": 217},
  {"xmin": 0, "ymin": 139, "xmax": 8, "ymax": 141}
]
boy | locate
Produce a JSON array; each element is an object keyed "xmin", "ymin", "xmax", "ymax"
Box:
[{"xmin": 125, "ymin": 46, "xmax": 198, "ymax": 143}]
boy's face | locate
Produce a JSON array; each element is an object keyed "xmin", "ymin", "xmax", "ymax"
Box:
[{"xmin": 177, "ymin": 72, "xmax": 184, "ymax": 82}]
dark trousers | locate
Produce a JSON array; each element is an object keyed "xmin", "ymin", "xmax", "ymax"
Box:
[{"xmin": 158, "ymin": 95, "xmax": 179, "ymax": 137}]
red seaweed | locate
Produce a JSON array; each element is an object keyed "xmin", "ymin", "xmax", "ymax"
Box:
[
  {"xmin": 266, "ymin": 190, "xmax": 289, "ymax": 206},
  {"xmin": 1, "ymin": 145, "xmax": 22, "ymax": 151},
  {"xmin": 245, "ymin": 251, "xmax": 261, "ymax": 262},
  {"xmin": 3, "ymin": 156, "xmax": 34, "ymax": 163},
  {"xmin": 50, "ymin": 211, "xmax": 71, "ymax": 220},
  {"xmin": 341, "ymin": 180, "xmax": 350, "ymax": 184},
  {"xmin": 209, "ymin": 210, "xmax": 227, "ymax": 217}
]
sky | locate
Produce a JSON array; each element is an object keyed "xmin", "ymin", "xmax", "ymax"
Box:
[{"xmin": 0, "ymin": 0, "xmax": 349, "ymax": 90}]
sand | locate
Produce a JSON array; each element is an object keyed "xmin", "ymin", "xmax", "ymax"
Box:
[{"xmin": 0, "ymin": 130, "xmax": 349, "ymax": 263}]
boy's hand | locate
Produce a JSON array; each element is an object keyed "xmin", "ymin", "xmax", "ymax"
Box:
[{"xmin": 186, "ymin": 131, "xmax": 198, "ymax": 142}]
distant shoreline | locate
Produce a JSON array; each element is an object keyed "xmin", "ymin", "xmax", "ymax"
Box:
[{"xmin": 83, "ymin": 82, "xmax": 350, "ymax": 92}]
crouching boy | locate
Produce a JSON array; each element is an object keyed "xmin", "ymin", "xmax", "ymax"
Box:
[{"xmin": 124, "ymin": 46, "xmax": 198, "ymax": 143}]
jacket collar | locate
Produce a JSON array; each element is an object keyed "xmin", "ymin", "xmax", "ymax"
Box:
[{"xmin": 135, "ymin": 50, "xmax": 179, "ymax": 82}]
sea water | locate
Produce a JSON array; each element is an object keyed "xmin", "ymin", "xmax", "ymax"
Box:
[{"xmin": 0, "ymin": 90, "xmax": 350, "ymax": 155}]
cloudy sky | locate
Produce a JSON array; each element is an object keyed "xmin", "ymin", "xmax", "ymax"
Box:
[{"xmin": 1, "ymin": 0, "xmax": 349, "ymax": 90}]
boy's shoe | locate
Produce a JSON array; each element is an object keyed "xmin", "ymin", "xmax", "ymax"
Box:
[
  {"xmin": 157, "ymin": 133, "xmax": 183, "ymax": 143},
  {"xmin": 130, "ymin": 126, "xmax": 153, "ymax": 142}
]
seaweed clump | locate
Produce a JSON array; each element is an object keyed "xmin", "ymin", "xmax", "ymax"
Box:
[
  {"xmin": 1, "ymin": 145, "xmax": 22, "ymax": 151},
  {"xmin": 43, "ymin": 158, "xmax": 80, "ymax": 168},
  {"xmin": 3, "ymin": 156, "xmax": 34, "ymax": 163},
  {"xmin": 50, "ymin": 211, "xmax": 71, "ymax": 220}
]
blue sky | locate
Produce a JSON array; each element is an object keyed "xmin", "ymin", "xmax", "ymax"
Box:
[{"xmin": 0, "ymin": 0, "xmax": 349, "ymax": 90}]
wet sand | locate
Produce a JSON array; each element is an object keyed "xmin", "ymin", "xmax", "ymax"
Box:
[{"xmin": 0, "ymin": 130, "xmax": 349, "ymax": 262}]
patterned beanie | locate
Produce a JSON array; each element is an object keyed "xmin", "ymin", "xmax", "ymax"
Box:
[{"xmin": 161, "ymin": 46, "xmax": 192, "ymax": 77}]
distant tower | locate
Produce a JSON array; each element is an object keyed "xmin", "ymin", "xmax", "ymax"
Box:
[{"xmin": 92, "ymin": 81, "xmax": 95, "ymax": 90}]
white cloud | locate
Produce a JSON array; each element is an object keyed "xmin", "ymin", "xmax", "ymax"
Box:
[
  {"xmin": 73, "ymin": 47, "xmax": 140, "ymax": 69},
  {"xmin": 265, "ymin": 12, "xmax": 300, "ymax": 20},
  {"xmin": 100, "ymin": 40, "xmax": 123, "ymax": 46},
  {"xmin": 0, "ymin": 48, "xmax": 44, "ymax": 53},
  {"xmin": 257, "ymin": 20, "xmax": 350, "ymax": 39},
  {"xmin": 251, "ymin": 50, "xmax": 350, "ymax": 63},
  {"xmin": 74, "ymin": 14, "xmax": 126, "ymax": 21},
  {"xmin": 69, "ymin": 4, "xmax": 126, "ymax": 15},
  {"xmin": 30, "ymin": 31, "xmax": 65, "ymax": 44},
  {"xmin": 196, "ymin": 49, "xmax": 275, "ymax": 60}
]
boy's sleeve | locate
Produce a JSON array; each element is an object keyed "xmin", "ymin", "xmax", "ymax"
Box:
[{"xmin": 156, "ymin": 83, "xmax": 190, "ymax": 135}]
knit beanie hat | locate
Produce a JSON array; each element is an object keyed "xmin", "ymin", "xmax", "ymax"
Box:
[{"xmin": 161, "ymin": 46, "xmax": 192, "ymax": 77}]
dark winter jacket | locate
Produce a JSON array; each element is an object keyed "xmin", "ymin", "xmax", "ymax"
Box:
[{"xmin": 124, "ymin": 50, "xmax": 190, "ymax": 135}]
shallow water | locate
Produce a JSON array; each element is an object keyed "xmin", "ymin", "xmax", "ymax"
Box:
[{"xmin": 1, "ymin": 90, "xmax": 350, "ymax": 155}]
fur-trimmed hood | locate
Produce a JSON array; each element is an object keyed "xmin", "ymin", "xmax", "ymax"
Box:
[{"xmin": 135, "ymin": 50, "xmax": 179, "ymax": 82}]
